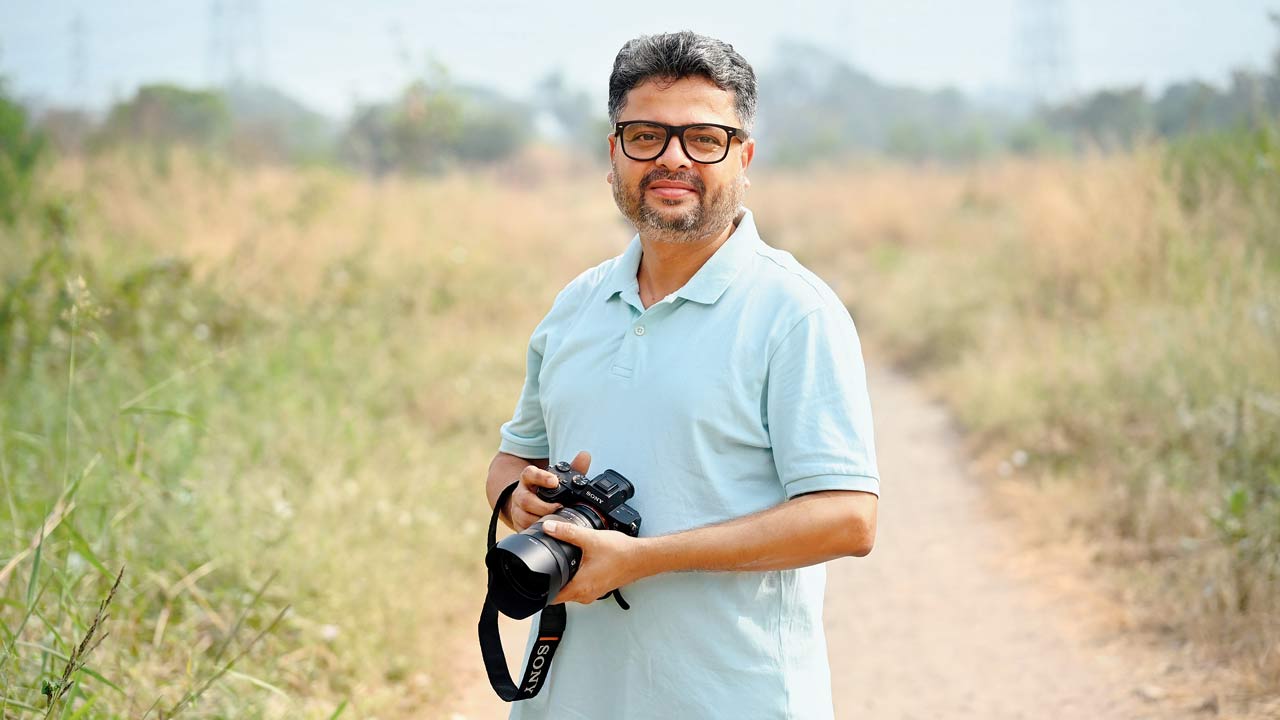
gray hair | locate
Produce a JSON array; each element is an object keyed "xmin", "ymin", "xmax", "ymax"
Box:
[{"xmin": 607, "ymin": 31, "xmax": 758, "ymax": 132}]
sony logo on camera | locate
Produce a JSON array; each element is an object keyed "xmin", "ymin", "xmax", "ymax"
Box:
[{"xmin": 538, "ymin": 463, "xmax": 642, "ymax": 537}]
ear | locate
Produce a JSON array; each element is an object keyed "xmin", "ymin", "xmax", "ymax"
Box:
[
  {"xmin": 739, "ymin": 137, "xmax": 756, "ymax": 173},
  {"xmin": 608, "ymin": 132, "xmax": 617, "ymax": 162}
]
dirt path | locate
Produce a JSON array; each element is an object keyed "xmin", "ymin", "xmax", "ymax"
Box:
[
  {"xmin": 827, "ymin": 366, "xmax": 1160, "ymax": 719},
  {"xmin": 444, "ymin": 365, "xmax": 1229, "ymax": 719}
]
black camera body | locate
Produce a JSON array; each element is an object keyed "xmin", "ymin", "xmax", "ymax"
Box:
[
  {"xmin": 479, "ymin": 463, "xmax": 644, "ymax": 701},
  {"xmin": 485, "ymin": 461, "xmax": 642, "ymax": 620},
  {"xmin": 538, "ymin": 461, "xmax": 642, "ymax": 537}
]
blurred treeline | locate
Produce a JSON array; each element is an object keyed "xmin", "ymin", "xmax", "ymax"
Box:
[
  {"xmin": 24, "ymin": 62, "xmax": 605, "ymax": 175},
  {"xmin": 760, "ymin": 24, "xmax": 1280, "ymax": 164},
  {"xmin": 13, "ymin": 19, "xmax": 1280, "ymax": 174}
]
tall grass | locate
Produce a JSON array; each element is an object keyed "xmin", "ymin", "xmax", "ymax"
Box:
[
  {"xmin": 4, "ymin": 135, "xmax": 1276, "ymax": 714},
  {"xmin": 1, "ymin": 148, "xmax": 623, "ymax": 716},
  {"xmin": 753, "ymin": 134, "xmax": 1280, "ymax": 694}
]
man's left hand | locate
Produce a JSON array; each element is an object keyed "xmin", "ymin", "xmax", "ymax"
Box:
[{"xmin": 542, "ymin": 520, "xmax": 649, "ymax": 605}]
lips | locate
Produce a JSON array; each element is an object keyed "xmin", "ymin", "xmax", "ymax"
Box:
[
  {"xmin": 643, "ymin": 175, "xmax": 702, "ymax": 200},
  {"xmin": 648, "ymin": 181, "xmax": 696, "ymax": 191},
  {"xmin": 649, "ymin": 186, "xmax": 696, "ymax": 199}
]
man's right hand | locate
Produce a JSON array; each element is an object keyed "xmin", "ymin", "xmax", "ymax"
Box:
[{"xmin": 506, "ymin": 450, "xmax": 592, "ymax": 532}]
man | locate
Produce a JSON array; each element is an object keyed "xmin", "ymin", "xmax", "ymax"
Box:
[{"xmin": 485, "ymin": 31, "xmax": 879, "ymax": 720}]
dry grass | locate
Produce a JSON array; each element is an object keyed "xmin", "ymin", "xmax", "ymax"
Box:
[
  {"xmin": 4, "ymin": 142, "xmax": 1276, "ymax": 715},
  {"xmin": 754, "ymin": 149, "xmax": 1280, "ymax": 703}
]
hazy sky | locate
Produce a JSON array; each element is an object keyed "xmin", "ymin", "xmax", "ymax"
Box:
[{"xmin": 1, "ymin": 1, "xmax": 1276, "ymax": 116}]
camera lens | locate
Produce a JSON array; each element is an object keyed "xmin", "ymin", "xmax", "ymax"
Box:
[
  {"xmin": 499, "ymin": 553, "xmax": 549, "ymax": 600},
  {"xmin": 549, "ymin": 506, "xmax": 598, "ymax": 531},
  {"xmin": 485, "ymin": 506, "xmax": 602, "ymax": 619}
]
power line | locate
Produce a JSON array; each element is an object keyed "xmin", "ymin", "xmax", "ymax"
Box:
[
  {"xmin": 1016, "ymin": 0, "xmax": 1074, "ymax": 106},
  {"xmin": 207, "ymin": 0, "xmax": 266, "ymax": 87},
  {"xmin": 69, "ymin": 11, "xmax": 88, "ymax": 107}
]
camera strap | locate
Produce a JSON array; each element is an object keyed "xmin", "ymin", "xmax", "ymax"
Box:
[
  {"xmin": 480, "ymin": 480, "xmax": 633, "ymax": 701},
  {"xmin": 479, "ymin": 481, "xmax": 566, "ymax": 701}
]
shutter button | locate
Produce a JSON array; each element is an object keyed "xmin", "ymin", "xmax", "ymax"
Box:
[{"xmin": 634, "ymin": 326, "xmax": 646, "ymax": 336}]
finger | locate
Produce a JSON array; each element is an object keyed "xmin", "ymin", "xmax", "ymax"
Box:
[
  {"xmin": 511, "ymin": 506, "xmax": 538, "ymax": 532},
  {"xmin": 569, "ymin": 450, "xmax": 592, "ymax": 475},
  {"xmin": 514, "ymin": 490, "xmax": 561, "ymax": 518},
  {"xmin": 543, "ymin": 520, "xmax": 588, "ymax": 548},
  {"xmin": 520, "ymin": 465, "xmax": 560, "ymax": 489},
  {"xmin": 554, "ymin": 581, "xmax": 593, "ymax": 606}
]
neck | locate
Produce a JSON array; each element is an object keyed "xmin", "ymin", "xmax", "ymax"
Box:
[{"xmin": 635, "ymin": 215, "xmax": 739, "ymax": 307}]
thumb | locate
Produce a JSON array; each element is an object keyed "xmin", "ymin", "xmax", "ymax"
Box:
[{"xmin": 570, "ymin": 450, "xmax": 592, "ymax": 475}]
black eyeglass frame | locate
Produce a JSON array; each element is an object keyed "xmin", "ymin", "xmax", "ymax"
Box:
[{"xmin": 614, "ymin": 120, "xmax": 750, "ymax": 165}]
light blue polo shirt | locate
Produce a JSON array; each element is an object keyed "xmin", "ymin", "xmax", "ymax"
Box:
[{"xmin": 498, "ymin": 207, "xmax": 879, "ymax": 720}]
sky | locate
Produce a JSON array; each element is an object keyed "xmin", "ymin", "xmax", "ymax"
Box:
[{"xmin": 1, "ymin": 1, "xmax": 1276, "ymax": 117}]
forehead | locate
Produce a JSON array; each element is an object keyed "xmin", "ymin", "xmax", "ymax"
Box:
[{"xmin": 618, "ymin": 76, "xmax": 739, "ymax": 126}]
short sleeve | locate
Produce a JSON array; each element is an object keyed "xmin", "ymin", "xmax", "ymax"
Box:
[
  {"xmin": 766, "ymin": 303, "xmax": 880, "ymax": 498},
  {"xmin": 498, "ymin": 320, "xmax": 551, "ymax": 459}
]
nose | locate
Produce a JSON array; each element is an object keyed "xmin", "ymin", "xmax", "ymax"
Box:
[{"xmin": 654, "ymin": 130, "xmax": 693, "ymax": 170}]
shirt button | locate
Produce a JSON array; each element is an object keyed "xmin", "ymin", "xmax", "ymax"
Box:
[{"xmin": 634, "ymin": 326, "xmax": 646, "ymax": 336}]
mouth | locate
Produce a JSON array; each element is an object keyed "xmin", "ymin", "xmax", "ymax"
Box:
[{"xmin": 644, "ymin": 180, "xmax": 700, "ymax": 201}]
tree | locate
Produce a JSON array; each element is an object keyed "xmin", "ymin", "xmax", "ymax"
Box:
[
  {"xmin": 389, "ymin": 79, "xmax": 464, "ymax": 174},
  {"xmin": 340, "ymin": 104, "xmax": 396, "ymax": 178},
  {"xmin": 756, "ymin": 41, "xmax": 1012, "ymax": 165},
  {"xmin": 0, "ymin": 78, "xmax": 46, "ymax": 225},
  {"xmin": 535, "ymin": 71, "xmax": 610, "ymax": 161},
  {"xmin": 38, "ymin": 108, "xmax": 94, "ymax": 156},
  {"xmin": 97, "ymin": 84, "xmax": 232, "ymax": 152},
  {"xmin": 1268, "ymin": 12, "xmax": 1280, "ymax": 113},
  {"xmin": 223, "ymin": 81, "xmax": 337, "ymax": 165},
  {"xmin": 1045, "ymin": 87, "xmax": 1152, "ymax": 149},
  {"xmin": 1153, "ymin": 81, "xmax": 1227, "ymax": 137},
  {"xmin": 339, "ymin": 72, "xmax": 528, "ymax": 176}
]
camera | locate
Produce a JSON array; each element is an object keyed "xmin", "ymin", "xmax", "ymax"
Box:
[{"xmin": 485, "ymin": 461, "xmax": 642, "ymax": 619}]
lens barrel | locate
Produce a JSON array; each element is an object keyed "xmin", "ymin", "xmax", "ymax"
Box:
[{"xmin": 485, "ymin": 507, "xmax": 598, "ymax": 619}]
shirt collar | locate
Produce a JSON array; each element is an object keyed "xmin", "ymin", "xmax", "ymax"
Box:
[{"xmin": 605, "ymin": 207, "xmax": 761, "ymax": 306}]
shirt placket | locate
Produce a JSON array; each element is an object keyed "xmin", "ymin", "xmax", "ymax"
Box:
[{"xmin": 610, "ymin": 293, "xmax": 679, "ymax": 380}]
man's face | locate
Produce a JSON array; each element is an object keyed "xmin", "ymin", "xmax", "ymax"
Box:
[{"xmin": 608, "ymin": 76, "xmax": 755, "ymax": 241}]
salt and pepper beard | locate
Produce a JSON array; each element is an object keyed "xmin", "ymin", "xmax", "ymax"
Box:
[{"xmin": 611, "ymin": 158, "xmax": 746, "ymax": 245}]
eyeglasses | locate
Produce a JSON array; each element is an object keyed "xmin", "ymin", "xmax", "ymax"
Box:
[{"xmin": 614, "ymin": 121, "xmax": 749, "ymax": 165}]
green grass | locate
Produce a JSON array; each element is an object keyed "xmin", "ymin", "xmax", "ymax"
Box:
[
  {"xmin": 0, "ymin": 150, "xmax": 621, "ymax": 717},
  {"xmin": 3, "ymin": 208, "xmax": 310, "ymax": 716}
]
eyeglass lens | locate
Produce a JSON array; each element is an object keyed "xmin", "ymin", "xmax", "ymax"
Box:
[{"xmin": 621, "ymin": 123, "xmax": 731, "ymax": 163}]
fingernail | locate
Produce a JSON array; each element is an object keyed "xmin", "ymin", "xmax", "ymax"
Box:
[{"xmin": 544, "ymin": 521, "xmax": 559, "ymax": 533}]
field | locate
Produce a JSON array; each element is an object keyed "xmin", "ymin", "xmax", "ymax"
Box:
[
  {"xmin": 753, "ymin": 144, "xmax": 1280, "ymax": 693},
  {"xmin": 2, "ymin": 139, "xmax": 1278, "ymax": 716}
]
